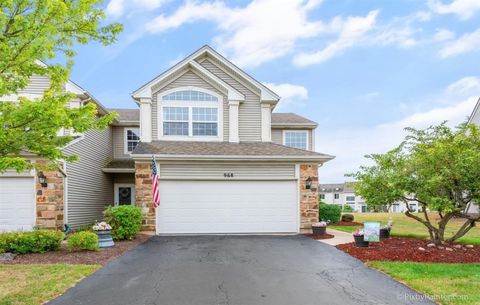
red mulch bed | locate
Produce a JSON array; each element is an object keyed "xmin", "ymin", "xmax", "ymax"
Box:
[
  {"xmin": 304, "ymin": 233, "xmax": 335, "ymax": 240},
  {"xmin": 1, "ymin": 234, "xmax": 151, "ymax": 265},
  {"xmin": 332, "ymin": 221, "xmax": 363, "ymax": 226},
  {"xmin": 337, "ymin": 237, "xmax": 480, "ymax": 263}
]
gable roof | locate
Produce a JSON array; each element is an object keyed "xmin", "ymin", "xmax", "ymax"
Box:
[
  {"xmin": 271, "ymin": 113, "xmax": 317, "ymax": 127},
  {"xmin": 131, "ymin": 45, "xmax": 280, "ymax": 102},
  {"xmin": 468, "ymin": 97, "xmax": 480, "ymax": 124},
  {"xmin": 132, "ymin": 140, "xmax": 334, "ymax": 162},
  {"xmin": 108, "ymin": 108, "xmax": 139, "ymax": 123}
]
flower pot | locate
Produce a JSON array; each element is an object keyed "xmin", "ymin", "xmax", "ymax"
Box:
[
  {"xmin": 380, "ymin": 228, "xmax": 390, "ymax": 239},
  {"xmin": 312, "ymin": 226, "xmax": 327, "ymax": 236},
  {"xmin": 353, "ymin": 234, "xmax": 369, "ymax": 247},
  {"xmin": 96, "ymin": 230, "xmax": 114, "ymax": 248}
]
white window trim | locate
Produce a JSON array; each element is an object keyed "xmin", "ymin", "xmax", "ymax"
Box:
[
  {"xmin": 124, "ymin": 127, "xmax": 140, "ymax": 155},
  {"xmin": 282, "ymin": 130, "xmax": 309, "ymax": 150},
  {"xmin": 114, "ymin": 183, "xmax": 136, "ymax": 206},
  {"xmin": 158, "ymin": 87, "xmax": 224, "ymax": 142}
]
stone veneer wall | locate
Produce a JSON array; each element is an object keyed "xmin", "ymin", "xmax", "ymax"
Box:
[
  {"xmin": 35, "ymin": 167, "xmax": 64, "ymax": 229},
  {"xmin": 299, "ymin": 164, "xmax": 319, "ymax": 233},
  {"xmin": 135, "ymin": 162, "xmax": 156, "ymax": 232}
]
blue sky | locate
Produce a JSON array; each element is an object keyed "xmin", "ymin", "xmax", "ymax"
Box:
[{"xmin": 69, "ymin": 0, "xmax": 480, "ymax": 182}]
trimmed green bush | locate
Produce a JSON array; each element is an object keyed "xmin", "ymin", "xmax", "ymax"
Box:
[
  {"xmin": 319, "ymin": 204, "xmax": 341, "ymax": 223},
  {"xmin": 67, "ymin": 231, "xmax": 99, "ymax": 251},
  {"xmin": 103, "ymin": 205, "xmax": 142, "ymax": 240},
  {"xmin": 341, "ymin": 214, "xmax": 355, "ymax": 222},
  {"xmin": 342, "ymin": 205, "xmax": 353, "ymax": 212},
  {"xmin": 0, "ymin": 230, "xmax": 64, "ymax": 254}
]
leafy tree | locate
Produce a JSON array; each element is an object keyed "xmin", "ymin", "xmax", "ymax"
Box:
[
  {"xmin": 0, "ymin": 0, "xmax": 123, "ymax": 172},
  {"xmin": 350, "ymin": 123, "xmax": 480, "ymax": 245}
]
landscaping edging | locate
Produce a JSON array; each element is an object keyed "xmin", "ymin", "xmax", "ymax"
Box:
[
  {"xmin": 1, "ymin": 234, "xmax": 151, "ymax": 265},
  {"xmin": 337, "ymin": 237, "xmax": 480, "ymax": 263}
]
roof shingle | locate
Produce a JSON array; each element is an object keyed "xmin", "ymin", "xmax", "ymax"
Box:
[
  {"xmin": 271, "ymin": 113, "xmax": 317, "ymax": 126},
  {"xmin": 109, "ymin": 108, "xmax": 139, "ymax": 122},
  {"xmin": 132, "ymin": 141, "xmax": 333, "ymax": 161}
]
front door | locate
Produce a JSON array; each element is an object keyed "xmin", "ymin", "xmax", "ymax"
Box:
[{"xmin": 114, "ymin": 184, "xmax": 135, "ymax": 206}]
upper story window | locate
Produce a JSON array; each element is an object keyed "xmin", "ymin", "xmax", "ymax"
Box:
[
  {"xmin": 319, "ymin": 194, "xmax": 325, "ymax": 200},
  {"xmin": 334, "ymin": 193, "xmax": 340, "ymax": 199},
  {"xmin": 125, "ymin": 128, "xmax": 140, "ymax": 153},
  {"xmin": 346, "ymin": 196, "xmax": 355, "ymax": 202},
  {"xmin": 284, "ymin": 131, "xmax": 308, "ymax": 150},
  {"xmin": 159, "ymin": 87, "xmax": 222, "ymax": 140}
]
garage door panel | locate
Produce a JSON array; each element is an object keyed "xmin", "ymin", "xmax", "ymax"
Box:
[
  {"xmin": 157, "ymin": 180, "xmax": 298, "ymax": 234},
  {"xmin": 0, "ymin": 177, "xmax": 35, "ymax": 232}
]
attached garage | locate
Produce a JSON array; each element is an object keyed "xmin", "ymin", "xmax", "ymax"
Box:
[
  {"xmin": 157, "ymin": 180, "xmax": 298, "ymax": 234},
  {"xmin": 156, "ymin": 163, "xmax": 299, "ymax": 234},
  {"xmin": 0, "ymin": 174, "xmax": 36, "ymax": 232}
]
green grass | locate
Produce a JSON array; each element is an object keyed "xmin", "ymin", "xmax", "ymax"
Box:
[
  {"xmin": 330, "ymin": 212, "xmax": 480, "ymax": 245},
  {"xmin": 0, "ymin": 264, "xmax": 99, "ymax": 305},
  {"xmin": 369, "ymin": 262, "xmax": 480, "ymax": 305},
  {"xmin": 329, "ymin": 225, "xmax": 360, "ymax": 233}
]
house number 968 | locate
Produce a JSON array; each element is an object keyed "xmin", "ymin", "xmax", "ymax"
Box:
[{"xmin": 224, "ymin": 173, "xmax": 234, "ymax": 178}]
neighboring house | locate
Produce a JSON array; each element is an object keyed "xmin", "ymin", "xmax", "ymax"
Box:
[
  {"xmin": 0, "ymin": 45, "xmax": 334, "ymax": 234},
  {"xmin": 319, "ymin": 183, "xmax": 367, "ymax": 213},
  {"xmin": 467, "ymin": 98, "xmax": 480, "ymax": 215},
  {"xmin": 319, "ymin": 182, "xmax": 420, "ymax": 213}
]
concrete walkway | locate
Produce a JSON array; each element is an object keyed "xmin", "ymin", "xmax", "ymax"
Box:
[{"xmin": 319, "ymin": 228, "xmax": 354, "ymax": 246}]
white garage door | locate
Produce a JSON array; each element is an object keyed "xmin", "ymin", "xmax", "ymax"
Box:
[
  {"xmin": 0, "ymin": 177, "xmax": 35, "ymax": 232},
  {"xmin": 157, "ymin": 180, "xmax": 298, "ymax": 234}
]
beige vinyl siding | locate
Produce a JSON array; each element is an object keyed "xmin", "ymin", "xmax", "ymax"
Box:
[
  {"xmin": 271, "ymin": 128, "xmax": 313, "ymax": 151},
  {"xmin": 151, "ymin": 69, "xmax": 229, "ymax": 141},
  {"xmin": 199, "ymin": 59, "xmax": 262, "ymax": 142},
  {"xmin": 112, "ymin": 126, "xmax": 134, "ymax": 159},
  {"xmin": 63, "ymin": 127, "xmax": 114, "ymax": 228},
  {"xmin": 159, "ymin": 163, "xmax": 295, "ymax": 180},
  {"xmin": 17, "ymin": 75, "xmax": 50, "ymax": 95}
]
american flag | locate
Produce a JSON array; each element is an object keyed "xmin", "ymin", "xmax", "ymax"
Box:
[{"xmin": 151, "ymin": 158, "xmax": 160, "ymax": 208}]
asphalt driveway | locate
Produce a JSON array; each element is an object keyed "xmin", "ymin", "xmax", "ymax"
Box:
[{"xmin": 49, "ymin": 235, "xmax": 434, "ymax": 305}]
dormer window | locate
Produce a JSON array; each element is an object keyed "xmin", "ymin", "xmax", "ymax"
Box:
[
  {"xmin": 159, "ymin": 87, "xmax": 223, "ymax": 141},
  {"xmin": 125, "ymin": 128, "xmax": 140, "ymax": 153}
]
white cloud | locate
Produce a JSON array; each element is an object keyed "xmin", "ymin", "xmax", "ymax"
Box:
[
  {"xmin": 433, "ymin": 28, "xmax": 456, "ymax": 42},
  {"xmin": 146, "ymin": 0, "xmax": 326, "ymax": 68},
  {"xmin": 293, "ymin": 10, "xmax": 379, "ymax": 66},
  {"xmin": 439, "ymin": 28, "xmax": 480, "ymax": 58},
  {"xmin": 429, "ymin": 0, "xmax": 480, "ymax": 20},
  {"xmin": 318, "ymin": 78, "xmax": 478, "ymax": 182},
  {"xmin": 263, "ymin": 82, "xmax": 308, "ymax": 110},
  {"xmin": 106, "ymin": 0, "xmax": 166, "ymax": 18},
  {"xmin": 445, "ymin": 76, "xmax": 480, "ymax": 95}
]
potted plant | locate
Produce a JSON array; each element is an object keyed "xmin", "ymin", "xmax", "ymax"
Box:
[
  {"xmin": 92, "ymin": 222, "xmax": 114, "ymax": 248},
  {"xmin": 353, "ymin": 229, "xmax": 369, "ymax": 247},
  {"xmin": 312, "ymin": 221, "xmax": 328, "ymax": 236},
  {"xmin": 380, "ymin": 218, "xmax": 394, "ymax": 239}
]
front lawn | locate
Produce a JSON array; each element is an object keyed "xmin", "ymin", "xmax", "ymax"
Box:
[
  {"xmin": 0, "ymin": 264, "xmax": 99, "ymax": 305},
  {"xmin": 369, "ymin": 262, "xmax": 480, "ymax": 305},
  {"xmin": 330, "ymin": 212, "xmax": 480, "ymax": 245}
]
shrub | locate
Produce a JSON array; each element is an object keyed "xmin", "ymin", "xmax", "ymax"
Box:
[
  {"xmin": 341, "ymin": 214, "xmax": 355, "ymax": 222},
  {"xmin": 103, "ymin": 205, "xmax": 142, "ymax": 240},
  {"xmin": 67, "ymin": 231, "xmax": 99, "ymax": 251},
  {"xmin": 76, "ymin": 223, "xmax": 95, "ymax": 233},
  {"xmin": 0, "ymin": 230, "xmax": 64, "ymax": 254},
  {"xmin": 319, "ymin": 204, "xmax": 341, "ymax": 223},
  {"xmin": 342, "ymin": 205, "xmax": 353, "ymax": 212}
]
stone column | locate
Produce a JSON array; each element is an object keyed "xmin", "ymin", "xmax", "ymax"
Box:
[
  {"xmin": 299, "ymin": 163, "xmax": 319, "ymax": 233},
  {"xmin": 135, "ymin": 161, "xmax": 156, "ymax": 232},
  {"xmin": 35, "ymin": 166, "xmax": 64, "ymax": 230}
]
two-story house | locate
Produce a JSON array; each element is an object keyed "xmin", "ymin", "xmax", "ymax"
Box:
[
  {"xmin": 0, "ymin": 45, "xmax": 334, "ymax": 234},
  {"xmin": 319, "ymin": 183, "xmax": 367, "ymax": 212}
]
